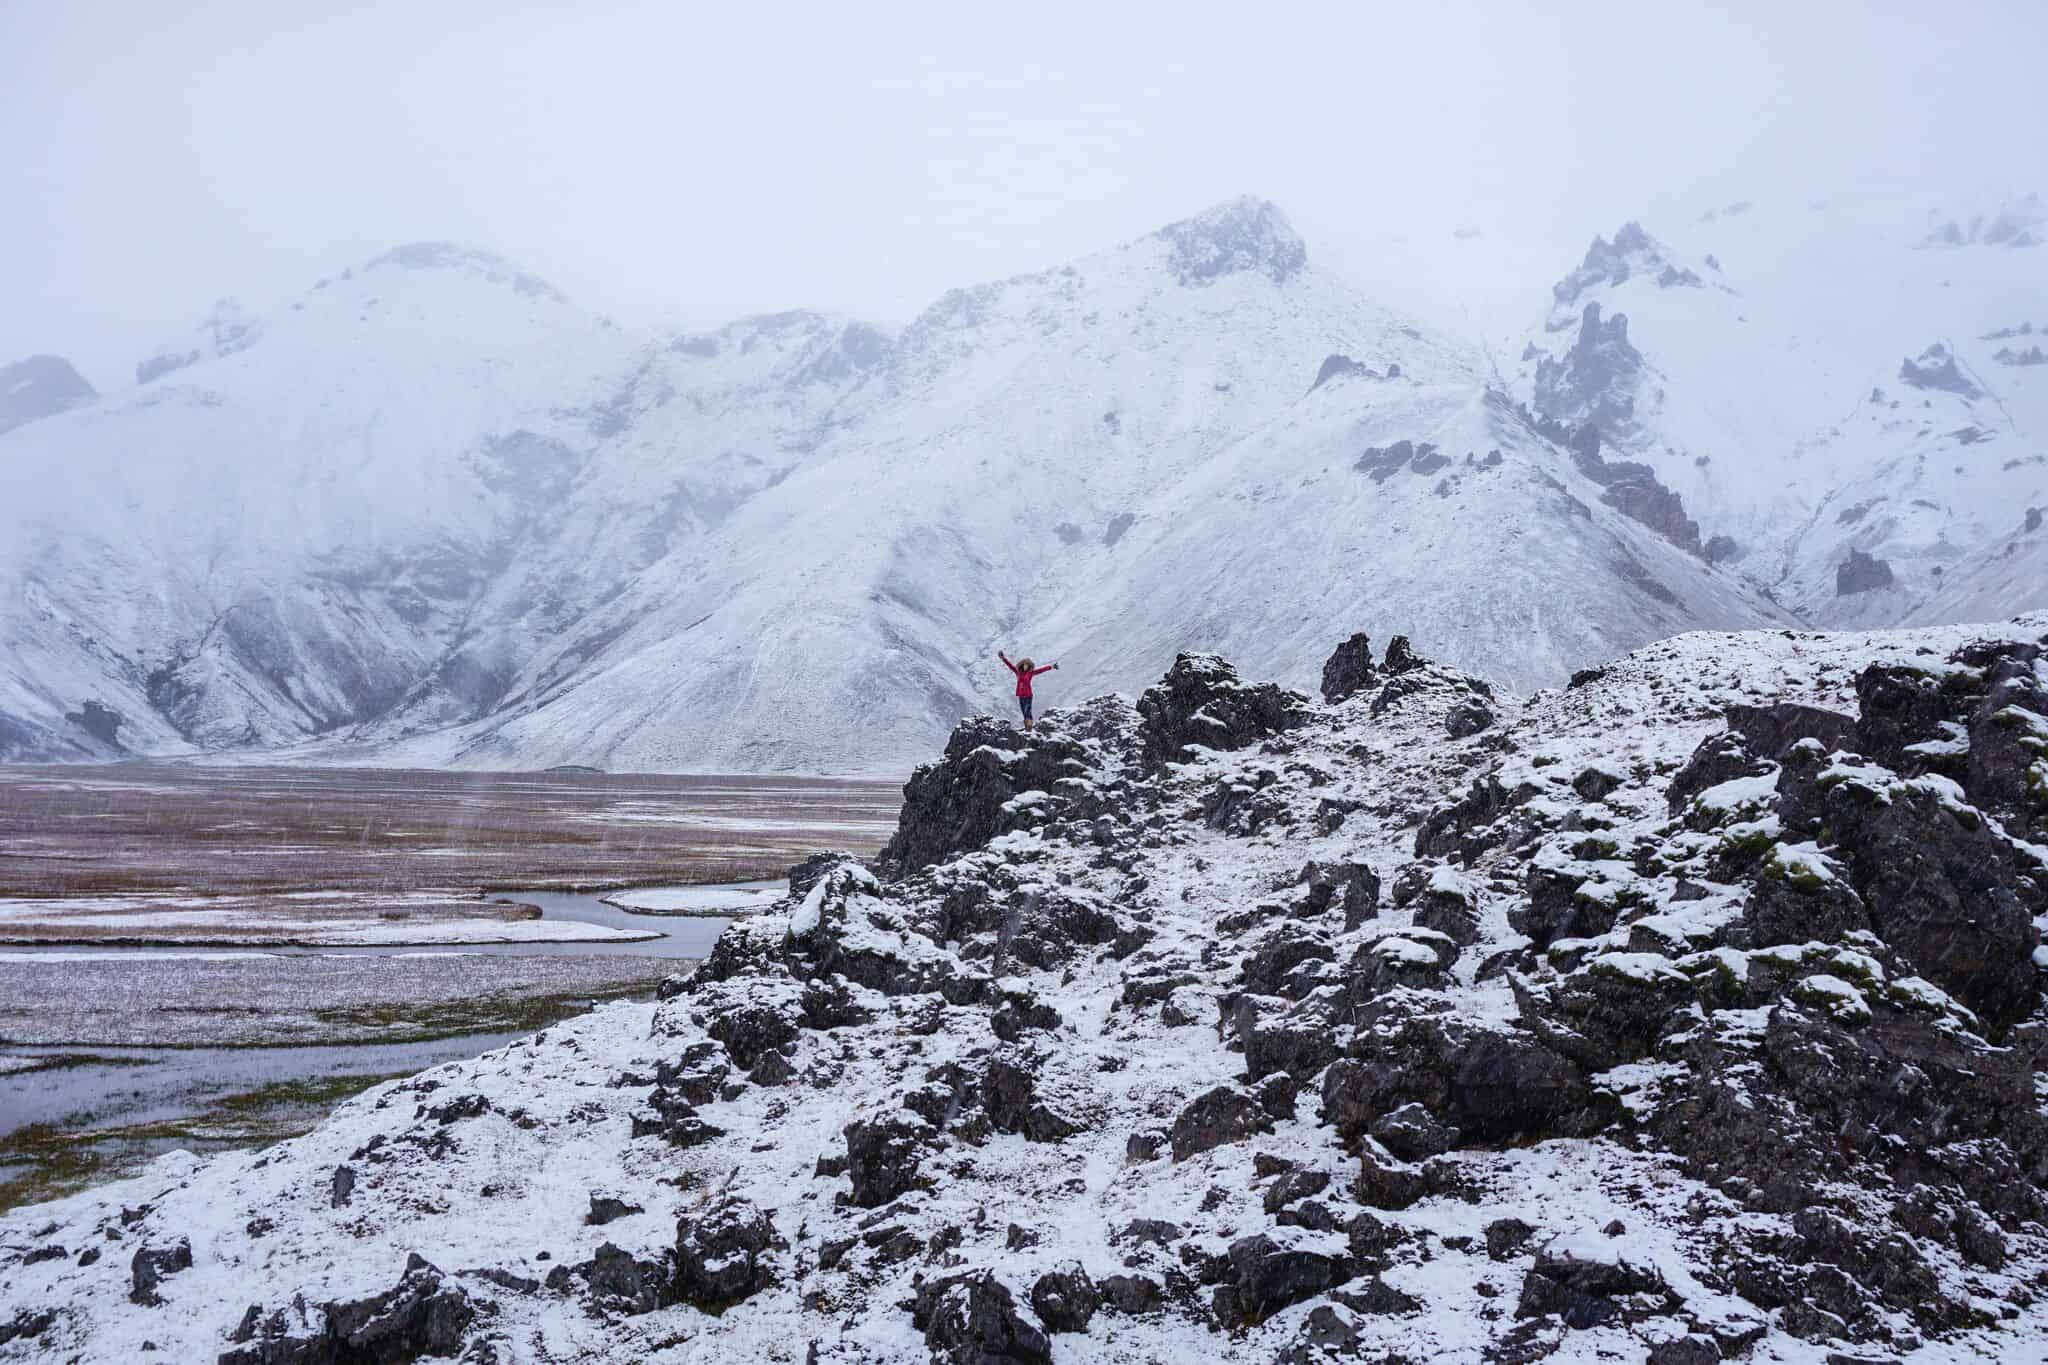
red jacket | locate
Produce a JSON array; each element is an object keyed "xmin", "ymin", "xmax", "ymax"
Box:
[{"xmin": 1000, "ymin": 654, "xmax": 1055, "ymax": 697}]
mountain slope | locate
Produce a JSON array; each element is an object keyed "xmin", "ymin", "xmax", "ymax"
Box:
[
  {"xmin": 5, "ymin": 617, "xmax": 2045, "ymax": 1361},
  {"xmin": 2, "ymin": 194, "xmax": 2039, "ymax": 773},
  {"xmin": 355, "ymin": 200, "xmax": 1781, "ymax": 773},
  {"xmin": 1509, "ymin": 192, "xmax": 2048, "ymax": 628}
]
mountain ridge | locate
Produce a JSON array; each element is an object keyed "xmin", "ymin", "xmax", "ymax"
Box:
[{"xmin": 0, "ymin": 192, "xmax": 2041, "ymax": 772}]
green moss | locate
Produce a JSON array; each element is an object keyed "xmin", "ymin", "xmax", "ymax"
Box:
[
  {"xmin": 1571, "ymin": 837, "xmax": 1622, "ymax": 861},
  {"xmin": 0, "ymin": 1070, "xmax": 414, "ymax": 1215},
  {"xmin": 308, "ymin": 982, "xmax": 654, "ymax": 1046},
  {"xmin": 1758, "ymin": 849, "xmax": 1828, "ymax": 893}
]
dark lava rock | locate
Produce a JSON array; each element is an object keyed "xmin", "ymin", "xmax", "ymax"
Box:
[
  {"xmin": 1138, "ymin": 652, "xmax": 1310, "ymax": 768},
  {"xmin": 1098, "ymin": 1273, "xmax": 1165, "ymax": 1315},
  {"xmin": 1369, "ymin": 1102, "xmax": 1458, "ymax": 1161},
  {"xmin": 130, "ymin": 1238, "xmax": 193, "ymax": 1305},
  {"xmin": 1320, "ymin": 633, "xmax": 1378, "ymax": 703},
  {"xmin": 329, "ymin": 1165, "xmax": 355, "ymax": 1210},
  {"xmin": 707, "ymin": 1000, "xmax": 800, "ymax": 1071},
  {"xmin": 1030, "ymin": 1265, "xmax": 1100, "ymax": 1333},
  {"xmin": 220, "ymin": 1254, "xmax": 473, "ymax": 1365},
  {"xmin": 879, "ymin": 714, "xmax": 1107, "ymax": 873},
  {"xmin": 912, "ymin": 1271, "xmax": 1052, "ymax": 1365},
  {"xmin": 586, "ymin": 1194, "xmax": 644, "ymax": 1226},
  {"xmin": 579, "ymin": 1242, "xmax": 671, "ymax": 1315},
  {"xmin": 1171, "ymin": 1084, "xmax": 1275, "ymax": 1161},
  {"xmin": 674, "ymin": 1198, "xmax": 782, "ymax": 1309},
  {"xmin": 1726, "ymin": 702, "xmax": 1859, "ymax": 759},
  {"xmin": 1515, "ymin": 1242, "xmax": 1677, "ymax": 1328},
  {"xmin": 981, "ymin": 1056, "xmax": 1081, "ymax": 1143},
  {"xmin": 1381, "ymin": 636, "xmax": 1427, "ymax": 675},
  {"xmin": 1788, "ymin": 761, "xmax": 2042, "ymax": 1028},
  {"xmin": 1445, "ymin": 699, "xmax": 1495, "ymax": 738},
  {"xmin": 788, "ymin": 850, "xmax": 862, "ymax": 900},
  {"xmin": 1486, "ymin": 1218, "xmax": 1537, "ymax": 1262},
  {"xmin": 1666, "ymin": 730, "xmax": 1770, "ymax": 814},
  {"xmin": 843, "ymin": 1112, "xmax": 933, "ymax": 1207},
  {"xmin": 1742, "ymin": 857, "xmax": 1869, "ymax": 947},
  {"xmin": 1212, "ymin": 1234, "xmax": 1356, "ymax": 1327},
  {"xmin": 1411, "ymin": 875, "xmax": 1482, "ymax": 946}
]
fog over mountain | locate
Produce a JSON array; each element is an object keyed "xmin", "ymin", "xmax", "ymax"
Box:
[{"xmin": 1, "ymin": 3, "xmax": 2042, "ymax": 772}]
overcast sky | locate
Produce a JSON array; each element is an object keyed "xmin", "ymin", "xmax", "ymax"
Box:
[{"xmin": 5, "ymin": 0, "xmax": 2043, "ymax": 387}]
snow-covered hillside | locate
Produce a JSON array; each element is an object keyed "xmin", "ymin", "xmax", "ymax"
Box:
[
  {"xmin": 4, "ymin": 617, "xmax": 2044, "ymax": 1362},
  {"xmin": 0, "ymin": 194, "xmax": 2041, "ymax": 773},
  {"xmin": 1510, "ymin": 191, "xmax": 2048, "ymax": 628}
]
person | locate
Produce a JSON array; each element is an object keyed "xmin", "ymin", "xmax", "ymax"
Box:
[{"xmin": 998, "ymin": 650, "xmax": 1058, "ymax": 730}]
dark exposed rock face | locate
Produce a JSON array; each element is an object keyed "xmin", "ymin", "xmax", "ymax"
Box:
[
  {"xmin": 1212, "ymin": 1234, "xmax": 1356, "ymax": 1327},
  {"xmin": 1516, "ymin": 1243, "xmax": 1679, "ymax": 1328},
  {"xmin": 1898, "ymin": 343, "xmax": 1981, "ymax": 397},
  {"xmin": 843, "ymin": 1112, "xmax": 933, "ymax": 1207},
  {"xmin": 1563, "ymin": 422, "xmax": 1705, "ymax": 557},
  {"xmin": 1835, "ymin": 547, "xmax": 1895, "ymax": 595},
  {"xmin": 0, "ymin": 354, "xmax": 96, "ymax": 437},
  {"xmin": 673, "ymin": 1198, "xmax": 782, "ymax": 1309},
  {"xmin": 218, "ymin": 1255, "xmax": 473, "ymax": 1365},
  {"xmin": 1172, "ymin": 1084, "xmax": 1274, "ymax": 1161},
  {"xmin": 1137, "ymin": 653, "xmax": 1309, "ymax": 768},
  {"xmin": 1156, "ymin": 196, "xmax": 1307, "ymax": 287},
  {"xmin": 1030, "ymin": 1265, "xmax": 1100, "ymax": 1333},
  {"xmin": 1319, "ymin": 633, "xmax": 1377, "ymax": 703},
  {"xmin": 1725, "ymin": 702, "xmax": 1858, "ymax": 759},
  {"xmin": 912, "ymin": 1271, "xmax": 1053, "ymax": 1364},
  {"xmin": 1536, "ymin": 302, "xmax": 1643, "ymax": 437},
  {"xmin": 1780, "ymin": 758, "xmax": 2041, "ymax": 1029},
  {"xmin": 1380, "ymin": 636, "xmax": 1426, "ymax": 675},
  {"xmin": 130, "ymin": 1239, "xmax": 193, "ymax": 1305},
  {"xmin": 1445, "ymin": 699, "xmax": 1494, "ymax": 738}
]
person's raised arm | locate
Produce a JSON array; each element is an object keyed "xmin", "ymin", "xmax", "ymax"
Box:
[{"xmin": 998, "ymin": 651, "xmax": 1016, "ymax": 675}]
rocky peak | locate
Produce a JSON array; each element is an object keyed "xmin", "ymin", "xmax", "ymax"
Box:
[
  {"xmin": 1550, "ymin": 221, "xmax": 1701, "ymax": 308},
  {"xmin": 363, "ymin": 242, "xmax": 568, "ymax": 303},
  {"xmin": 1153, "ymin": 196, "xmax": 1307, "ymax": 287},
  {"xmin": 0, "ymin": 354, "xmax": 96, "ymax": 438},
  {"xmin": 1535, "ymin": 301, "xmax": 1646, "ymax": 438}
]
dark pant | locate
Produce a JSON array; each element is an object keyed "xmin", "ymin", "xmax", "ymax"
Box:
[{"xmin": 1017, "ymin": 694, "xmax": 1034, "ymax": 721}]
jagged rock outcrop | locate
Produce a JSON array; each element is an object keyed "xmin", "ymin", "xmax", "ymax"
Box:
[
  {"xmin": 1319, "ymin": 633, "xmax": 1377, "ymax": 703},
  {"xmin": 218, "ymin": 1255, "xmax": 473, "ymax": 1365},
  {"xmin": 1136, "ymin": 652, "xmax": 1309, "ymax": 767},
  {"xmin": 8, "ymin": 621, "xmax": 2048, "ymax": 1364}
]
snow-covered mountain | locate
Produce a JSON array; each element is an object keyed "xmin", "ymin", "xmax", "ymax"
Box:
[
  {"xmin": 1510, "ymin": 191, "xmax": 2048, "ymax": 628},
  {"xmin": 0, "ymin": 194, "xmax": 2041, "ymax": 772}
]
